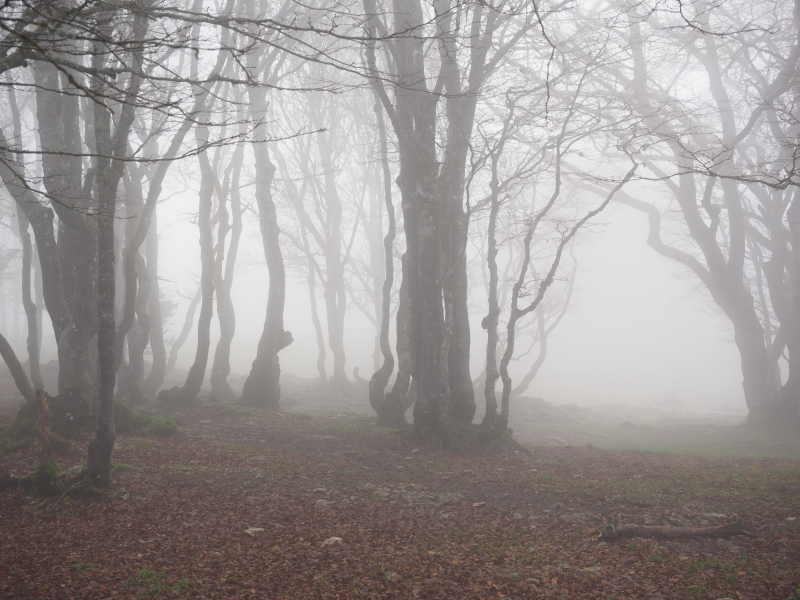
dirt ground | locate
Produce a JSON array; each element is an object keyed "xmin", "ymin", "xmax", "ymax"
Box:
[{"xmin": 1, "ymin": 379, "xmax": 799, "ymax": 599}]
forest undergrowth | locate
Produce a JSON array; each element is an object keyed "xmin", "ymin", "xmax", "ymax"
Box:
[{"xmin": 1, "ymin": 398, "xmax": 799, "ymax": 600}]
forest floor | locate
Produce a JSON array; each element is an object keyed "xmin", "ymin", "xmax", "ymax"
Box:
[{"xmin": 1, "ymin": 383, "xmax": 799, "ymax": 599}]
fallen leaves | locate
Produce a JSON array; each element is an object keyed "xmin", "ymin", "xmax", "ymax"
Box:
[{"xmin": 0, "ymin": 402, "xmax": 798, "ymax": 600}]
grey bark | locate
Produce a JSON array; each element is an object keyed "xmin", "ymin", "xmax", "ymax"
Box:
[
  {"xmin": 0, "ymin": 332, "xmax": 35, "ymax": 402},
  {"xmin": 7, "ymin": 84, "xmax": 43, "ymax": 391},
  {"xmin": 143, "ymin": 207, "xmax": 166, "ymax": 397},
  {"xmin": 166, "ymin": 286, "xmax": 201, "ymax": 376},
  {"xmin": 239, "ymin": 84, "xmax": 293, "ymax": 408},
  {"xmin": 88, "ymin": 10, "xmax": 146, "ymax": 487},
  {"xmin": 180, "ymin": 120, "xmax": 216, "ymax": 403}
]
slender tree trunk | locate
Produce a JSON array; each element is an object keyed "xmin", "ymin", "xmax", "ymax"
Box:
[
  {"xmin": 210, "ymin": 139, "xmax": 243, "ymax": 402},
  {"xmin": 481, "ymin": 148, "xmax": 502, "ymax": 429},
  {"xmin": 302, "ymin": 225, "xmax": 327, "ymax": 384},
  {"xmin": 180, "ymin": 122, "xmax": 216, "ymax": 403},
  {"xmin": 166, "ymin": 287, "xmax": 201, "ymax": 376},
  {"xmin": 17, "ymin": 213, "xmax": 42, "ymax": 390},
  {"xmin": 88, "ymin": 11, "xmax": 146, "ymax": 486},
  {"xmin": 144, "ymin": 208, "xmax": 166, "ymax": 396},
  {"xmin": 7, "ymin": 84, "xmax": 43, "ymax": 391},
  {"xmin": 368, "ymin": 90, "xmax": 407, "ymax": 427},
  {"xmin": 239, "ymin": 83, "xmax": 292, "ymax": 408},
  {"xmin": 0, "ymin": 333, "xmax": 35, "ymax": 402},
  {"xmin": 33, "ymin": 60, "xmax": 98, "ymax": 409},
  {"xmin": 121, "ymin": 167, "xmax": 151, "ymax": 404},
  {"xmin": 313, "ymin": 112, "xmax": 350, "ymax": 392}
]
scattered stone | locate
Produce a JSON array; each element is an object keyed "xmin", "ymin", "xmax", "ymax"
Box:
[
  {"xmin": 244, "ymin": 527, "xmax": 264, "ymax": 537},
  {"xmin": 702, "ymin": 513, "xmax": 727, "ymax": 521},
  {"xmin": 321, "ymin": 536, "xmax": 342, "ymax": 548},
  {"xmin": 473, "ymin": 502, "xmax": 486, "ymax": 508},
  {"xmin": 558, "ymin": 512, "xmax": 587, "ymax": 523},
  {"xmin": 313, "ymin": 487, "xmax": 328, "ymax": 493}
]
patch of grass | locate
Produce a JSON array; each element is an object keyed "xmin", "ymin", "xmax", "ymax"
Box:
[
  {"xmin": 130, "ymin": 438, "xmax": 157, "ymax": 450},
  {"xmin": 122, "ymin": 568, "xmax": 198, "ymax": 598},
  {"xmin": 73, "ymin": 561, "xmax": 94, "ymax": 572}
]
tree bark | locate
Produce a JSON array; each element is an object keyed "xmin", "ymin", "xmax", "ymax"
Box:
[
  {"xmin": 238, "ymin": 85, "xmax": 292, "ymax": 408},
  {"xmin": 367, "ymin": 85, "xmax": 408, "ymax": 427},
  {"xmin": 143, "ymin": 207, "xmax": 166, "ymax": 397},
  {"xmin": 36, "ymin": 390, "xmax": 53, "ymax": 465},
  {"xmin": 0, "ymin": 332, "xmax": 35, "ymax": 402},
  {"xmin": 179, "ymin": 120, "xmax": 216, "ymax": 403},
  {"xmin": 88, "ymin": 9, "xmax": 146, "ymax": 486},
  {"xmin": 598, "ymin": 516, "xmax": 755, "ymax": 541},
  {"xmin": 210, "ymin": 135, "xmax": 243, "ymax": 402},
  {"xmin": 7, "ymin": 85, "xmax": 43, "ymax": 391},
  {"xmin": 166, "ymin": 286, "xmax": 201, "ymax": 376}
]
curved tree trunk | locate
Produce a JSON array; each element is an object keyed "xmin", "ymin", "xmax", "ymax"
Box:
[
  {"xmin": 210, "ymin": 136, "xmax": 243, "ymax": 402},
  {"xmin": 239, "ymin": 86, "xmax": 292, "ymax": 408},
  {"xmin": 367, "ymin": 88, "xmax": 408, "ymax": 427},
  {"xmin": 120, "ymin": 167, "xmax": 151, "ymax": 404},
  {"xmin": 0, "ymin": 333, "xmax": 35, "ymax": 402},
  {"xmin": 179, "ymin": 122, "xmax": 216, "ymax": 403},
  {"xmin": 166, "ymin": 286, "xmax": 201, "ymax": 376},
  {"xmin": 7, "ymin": 86, "xmax": 43, "ymax": 392}
]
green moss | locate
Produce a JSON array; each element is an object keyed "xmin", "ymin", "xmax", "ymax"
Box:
[
  {"xmin": 210, "ymin": 404, "xmax": 251, "ymax": 418},
  {"xmin": 139, "ymin": 416, "xmax": 177, "ymax": 437},
  {"xmin": 18, "ymin": 460, "xmax": 59, "ymax": 497},
  {"xmin": 51, "ymin": 432, "xmax": 75, "ymax": 456},
  {"xmin": 114, "ymin": 403, "xmax": 175, "ymax": 437},
  {"xmin": 115, "ymin": 402, "xmax": 152, "ymax": 433},
  {"xmin": 111, "ymin": 462, "xmax": 142, "ymax": 472},
  {"xmin": 130, "ymin": 438, "xmax": 156, "ymax": 450},
  {"xmin": 4, "ymin": 393, "xmax": 90, "ymax": 445},
  {"xmin": 156, "ymin": 386, "xmax": 184, "ymax": 405},
  {"xmin": 1, "ymin": 436, "xmax": 34, "ymax": 454}
]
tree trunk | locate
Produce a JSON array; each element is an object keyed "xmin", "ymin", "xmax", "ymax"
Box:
[
  {"xmin": 120, "ymin": 168, "xmax": 151, "ymax": 404},
  {"xmin": 368, "ymin": 89, "xmax": 408, "ymax": 427},
  {"xmin": 166, "ymin": 286, "xmax": 201, "ymax": 376},
  {"xmin": 6, "ymin": 85, "xmax": 43, "ymax": 391},
  {"xmin": 210, "ymin": 139, "xmax": 243, "ymax": 402},
  {"xmin": 598, "ymin": 516, "xmax": 755, "ymax": 541},
  {"xmin": 88, "ymin": 10, "xmax": 146, "ymax": 485},
  {"xmin": 303, "ymin": 225, "xmax": 327, "ymax": 384},
  {"xmin": 34, "ymin": 60, "xmax": 97, "ymax": 411},
  {"xmin": 312, "ymin": 106, "xmax": 350, "ymax": 392},
  {"xmin": 17, "ymin": 213, "xmax": 43, "ymax": 391},
  {"xmin": 481, "ymin": 144, "xmax": 502, "ymax": 429},
  {"xmin": 143, "ymin": 207, "xmax": 166, "ymax": 397},
  {"xmin": 0, "ymin": 332, "xmax": 35, "ymax": 402},
  {"xmin": 180, "ymin": 122, "xmax": 216, "ymax": 403},
  {"xmin": 239, "ymin": 87, "xmax": 292, "ymax": 408}
]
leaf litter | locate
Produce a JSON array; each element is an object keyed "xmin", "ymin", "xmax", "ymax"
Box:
[{"xmin": 0, "ymin": 402, "xmax": 799, "ymax": 599}]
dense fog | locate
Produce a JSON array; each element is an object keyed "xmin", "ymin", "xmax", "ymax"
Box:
[{"xmin": 1, "ymin": 0, "xmax": 799, "ymax": 482}]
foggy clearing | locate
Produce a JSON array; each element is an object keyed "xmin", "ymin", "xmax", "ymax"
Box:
[{"xmin": 0, "ymin": 0, "xmax": 799, "ymax": 598}]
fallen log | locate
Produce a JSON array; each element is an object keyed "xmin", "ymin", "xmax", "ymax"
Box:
[{"xmin": 596, "ymin": 515, "xmax": 755, "ymax": 541}]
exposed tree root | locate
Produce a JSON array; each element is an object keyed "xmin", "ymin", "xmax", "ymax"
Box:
[{"xmin": 596, "ymin": 515, "xmax": 756, "ymax": 541}]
